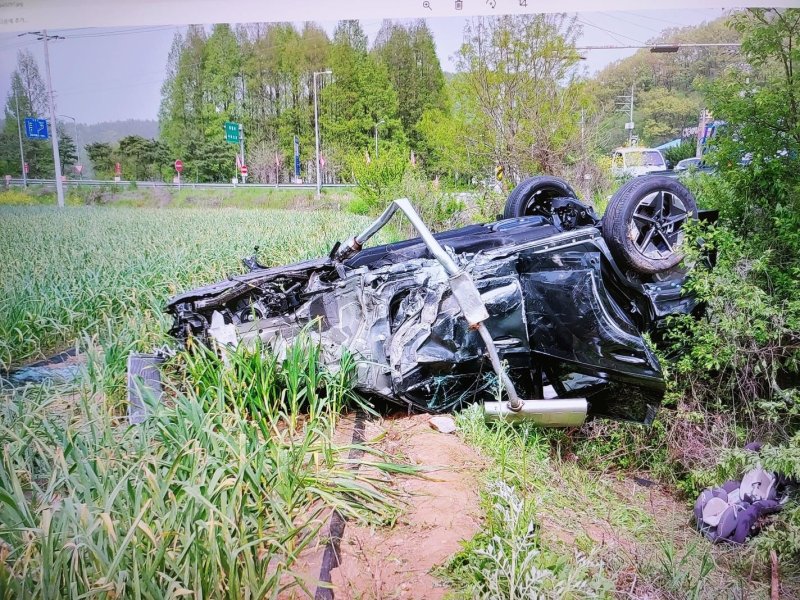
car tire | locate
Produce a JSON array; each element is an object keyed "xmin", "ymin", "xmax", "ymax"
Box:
[
  {"xmin": 503, "ymin": 176, "xmax": 579, "ymax": 219},
  {"xmin": 602, "ymin": 175, "xmax": 698, "ymax": 275}
]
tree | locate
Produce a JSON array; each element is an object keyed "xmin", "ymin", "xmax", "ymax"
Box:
[
  {"xmin": 372, "ymin": 20, "xmax": 447, "ymax": 148},
  {"xmin": 322, "ymin": 21, "xmax": 404, "ymax": 170},
  {"xmin": 454, "ymin": 14, "xmax": 592, "ymax": 182},
  {"xmin": 707, "ymin": 9, "xmax": 800, "ymax": 180},
  {"xmin": 85, "ymin": 142, "xmax": 115, "ymax": 178},
  {"xmin": 159, "ymin": 27, "xmax": 209, "ymax": 166},
  {"xmin": 117, "ymin": 136, "xmax": 168, "ymax": 181},
  {"xmin": 592, "ymin": 15, "xmax": 742, "ymax": 152},
  {"xmin": 638, "ymin": 88, "xmax": 700, "ymax": 146},
  {"xmin": 0, "ymin": 51, "xmax": 53, "ymax": 178},
  {"xmin": 57, "ymin": 128, "xmax": 77, "ymax": 174}
]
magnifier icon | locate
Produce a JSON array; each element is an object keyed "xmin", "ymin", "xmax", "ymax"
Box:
[{"xmin": 423, "ymin": 1, "xmax": 432, "ymax": 9}]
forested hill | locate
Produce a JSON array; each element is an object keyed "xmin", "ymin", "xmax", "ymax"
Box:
[
  {"xmin": 78, "ymin": 119, "xmax": 159, "ymax": 146},
  {"xmin": 591, "ymin": 15, "xmax": 743, "ymax": 150}
]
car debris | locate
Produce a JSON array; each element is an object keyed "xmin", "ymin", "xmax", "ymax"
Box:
[
  {"xmin": 429, "ymin": 416, "xmax": 458, "ymax": 434},
  {"xmin": 694, "ymin": 443, "xmax": 794, "ymax": 544},
  {"xmin": 129, "ymin": 175, "xmax": 713, "ymax": 426}
]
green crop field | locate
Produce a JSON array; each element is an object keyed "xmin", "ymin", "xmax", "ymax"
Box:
[
  {"xmin": 0, "ymin": 204, "xmax": 409, "ymax": 598},
  {"xmin": 0, "ymin": 205, "xmax": 379, "ymax": 371}
]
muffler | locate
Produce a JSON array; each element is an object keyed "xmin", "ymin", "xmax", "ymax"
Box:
[{"xmin": 483, "ymin": 398, "xmax": 587, "ymax": 426}]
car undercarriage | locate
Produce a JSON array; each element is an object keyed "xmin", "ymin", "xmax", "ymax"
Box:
[{"xmin": 130, "ymin": 175, "xmax": 711, "ymax": 426}]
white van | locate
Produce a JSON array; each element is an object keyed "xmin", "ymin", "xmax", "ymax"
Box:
[{"xmin": 611, "ymin": 147, "xmax": 668, "ymax": 178}]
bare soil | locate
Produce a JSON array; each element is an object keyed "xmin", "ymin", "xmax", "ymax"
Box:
[
  {"xmin": 283, "ymin": 413, "xmax": 485, "ymax": 599},
  {"xmin": 330, "ymin": 414, "xmax": 485, "ymax": 599}
]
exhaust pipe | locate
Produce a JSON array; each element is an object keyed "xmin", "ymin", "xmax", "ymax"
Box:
[{"xmin": 483, "ymin": 398, "xmax": 587, "ymax": 426}]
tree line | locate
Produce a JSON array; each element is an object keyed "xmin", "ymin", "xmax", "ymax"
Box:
[{"xmin": 0, "ymin": 13, "xmax": 748, "ymax": 190}]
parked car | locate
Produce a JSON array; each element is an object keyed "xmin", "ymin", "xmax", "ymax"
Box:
[
  {"xmin": 675, "ymin": 157, "xmax": 703, "ymax": 171},
  {"xmin": 130, "ymin": 175, "xmax": 713, "ymax": 427},
  {"xmin": 611, "ymin": 147, "xmax": 668, "ymax": 178}
]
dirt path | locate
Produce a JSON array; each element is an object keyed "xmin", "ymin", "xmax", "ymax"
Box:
[
  {"xmin": 329, "ymin": 414, "xmax": 485, "ymax": 599},
  {"xmin": 283, "ymin": 413, "xmax": 485, "ymax": 600}
]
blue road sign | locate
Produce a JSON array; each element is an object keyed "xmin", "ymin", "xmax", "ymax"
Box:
[{"xmin": 24, "ymin": 118, "xmax": 49, "ymax": 140}]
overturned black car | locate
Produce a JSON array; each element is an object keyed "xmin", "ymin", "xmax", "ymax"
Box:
[{"xmin": 133, "ymin": 175, "xmax": 712, "ymax": 427}]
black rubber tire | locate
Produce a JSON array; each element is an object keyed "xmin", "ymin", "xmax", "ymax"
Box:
[
  {"xmin": 503, "ymin": 176, "xmax": 579, "ymax": 219},
  {"xmin": 602, "ymin": 175, "xmax": 698, "ymax": 275}
]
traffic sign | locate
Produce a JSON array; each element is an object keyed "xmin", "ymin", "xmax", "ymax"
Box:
[
  {"xmin": 495, "ymin": 164, "xmax": 504, "ymax": 181},
  {"xmin": 224, "ymin": 122, "xmax": 240, "ymax": 143},
  {"xmin": 24, "ymin": 163, "xmax": 29, "ymax": 174},
  {"xmin": 75, "ymin": 164, "xmax": 83, "ymax": 174},
  {"xmin": 625, "ymin": 122, "xmax": 635, "ymax": 130},
  {"xmin": 24, "ymin": 117, "xmax": 48, "ymax": 140},
  {"xmin": 240, "ymin": 164, "xmax": 248, "ymax": 176},
  {"xmin": 115, "ymin": 162, "xmax": 121, "ymax": 175},
  {"xmin": 175, "ymin": 159, "xmax": 183, "ymax": 173}
]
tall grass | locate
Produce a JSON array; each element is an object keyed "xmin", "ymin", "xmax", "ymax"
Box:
[
  {"xmin": 0, "ymin": 339, "xmax": 405, "ymax": 598},
  {"xmin": 0, "ymin": 206, "xmax": 382, "ymax": 370}
]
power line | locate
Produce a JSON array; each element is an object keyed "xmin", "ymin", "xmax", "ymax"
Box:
[
  {"xmin": 627, "ymin": 11, "xmax": 700, "ymax": 27},
  {"xmin": 59, "ymin": 26, "xmax": 177, "ymax": 40},
  {"xmin": 0, "ymin": 25, "xmax": 177, "ymax": 53},
  {"xmin": 597, "ymin": 12, "xmax": 664, "ymax": 35},
  {"xmin": 575, "ymin": 42, "xmax": 742, "ymax": 51},
  {"xmin": 55, "ymin": 77, "xmax": 166, "ymax": 97},
  {"xmin": 576, "ymin": 17, "xmax": 647, "ymax": 47}
]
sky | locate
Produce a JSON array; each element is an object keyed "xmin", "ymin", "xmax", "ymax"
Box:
[{"xmin": 0, "ymin": 9, "xmax": 729, "ymax": 125}]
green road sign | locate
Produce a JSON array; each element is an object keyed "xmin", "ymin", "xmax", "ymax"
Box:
[{"xmin": 224, "ymin": 121, "xmax": 240, "ymax": 143}]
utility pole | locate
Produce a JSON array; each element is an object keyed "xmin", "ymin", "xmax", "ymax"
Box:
[
  {"xmin": 42, "ymin": 30, "xmax": 65, "ymax": 207},
  {"xmin": 616, "ymin": 83, "xmax": 635, "ymax": 146},
  {"xmin": 13, "ymin": 84, "xmax": 26, "ymax": 187},
  {"xmin": 696, "ymin": 108, "xmax": 711, "ymax": 159},
  {"xmin": 313, "ymin": 70, "xmax": 332, "ymax": 198},
  {"xmin": 21, "ymin": 31, "xmax": 65, "ymax": 206},
  {"xmin": 239, "ymin": 123, "xmax": 246, "ymax": 183},
  {"xmin": 238, "ymin": 75, "xmax": 246, "ymax": 184}
]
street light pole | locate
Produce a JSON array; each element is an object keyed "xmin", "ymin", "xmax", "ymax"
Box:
[
  {"xmin": 313, "ymin": 70, "xmax": 332, "ymax": 198},
  {"xmin": 59, "ymin": 114, "xmax": 78, "ymax": 178},
  {"xmin": 374, "ymin": 119, "xmax": 385, "ymax": 159},
  {"xmin": 13, "ymin": 84, "xmax": 27, "ymax": 187}
]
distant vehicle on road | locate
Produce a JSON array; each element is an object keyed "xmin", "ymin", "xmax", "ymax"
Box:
[
  {"xmin": 611, "ymin": 147, "xmax": 668, "ymax": 178},
  {"xmin": 675, "ymin": 157, "xmax": 703, "ymax": 171}
]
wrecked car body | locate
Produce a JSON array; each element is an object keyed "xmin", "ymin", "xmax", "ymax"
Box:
[{"xmin": 134, "ymin": 175, "xmax": 709, "ymax": 426}]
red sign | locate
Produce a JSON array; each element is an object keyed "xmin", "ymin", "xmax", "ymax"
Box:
[
  {"xmin": 240, "ymin": 164, "xmax": 248, "ymax": 176},
  {"xmin": 24, "ymin": 162, "xmax": 29, "ymax": 174},
  {"xmin": 320, "ymin": 155, "xmax": 326, "ymax": 169},
  {"xmin": 115, "ymin": 162, "xmax": 121, "ymax": 175},
  {"xmin": 75, "ymin": 164, "xmax": 83, "ymax": 174},
  {"xmin": 175, "ymin": 159, "xmax": 183, "ymax": 173}
]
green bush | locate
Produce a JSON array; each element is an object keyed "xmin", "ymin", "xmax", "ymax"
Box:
[
  {"xmin": 348, "ymin": 146, "xmax": 409, "ymax": 211},
  {"xmin": 347, "ymin": 153, "xmax": 466, "ymax": 233},
  {"xmin": 664, "ymin": 140, "xmax": 697, "ymax": 166}
]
